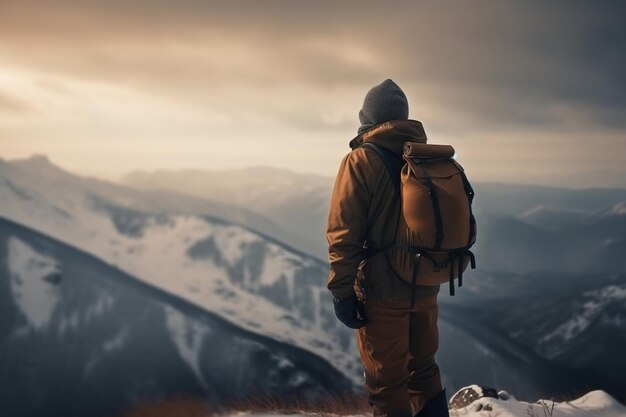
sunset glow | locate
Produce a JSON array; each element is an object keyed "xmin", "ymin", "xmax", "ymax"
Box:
[{"xmin": 1, "ymin": 1, "xmax": 624, "ymax": 187}]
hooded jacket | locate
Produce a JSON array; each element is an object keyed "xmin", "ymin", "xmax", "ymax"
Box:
[{"xmin": 326, "ymin": 119, "xmax": 440, "ymax": 301}]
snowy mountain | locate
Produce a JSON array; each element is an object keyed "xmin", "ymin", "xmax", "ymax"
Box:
[
  {"xmin": 471, "ymin": 209, "xmax": 626, "ymax": 275},
  {"xmin": 122, "ymin": 166, "xmax": 334, "ymax": 259},
  {"xmin": 473, "ymin": 182, "xmax": 626, "ymax": 217},
  {"xmin": 122, "ymin": 167, "xmax": 626, "ymax": 263},
  {"xmin": 465, "ymin": 283, "xmax": 626, "ymax": 391},
  {"xmin": 1, "ymin": 156, "xmax": 625, "ymax": 403},
  {"xmin": 0, "ymin": 218, "xmax": 354, "ymax": 417},
  {"xmin": 0, "ymin": 155, "xmax": 320, "ymax": 258},
  {"xmin": 0, "ymin": 156, "xmax": 362, "ymax": 380}
]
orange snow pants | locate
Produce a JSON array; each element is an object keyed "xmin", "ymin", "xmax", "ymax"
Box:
[{"xmin": 356, "ymin": 293, "xmax": 442, "ymax": 417}]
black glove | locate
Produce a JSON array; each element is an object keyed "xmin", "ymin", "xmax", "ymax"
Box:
[{"xmin": 332, "ymin": 293, "xmax": 368, "ymax": 329}]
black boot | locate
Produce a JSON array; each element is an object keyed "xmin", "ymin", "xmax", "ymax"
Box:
[{"xmin": 414, "ymin": 389, "xmax": 449, "ymax": 417}]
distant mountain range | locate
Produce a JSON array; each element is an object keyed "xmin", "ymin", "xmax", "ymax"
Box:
[
  {"xmin": 123, "ymin": 166, "xmax": 334, "ymax": 259},
  {"xmin": 122, "ymin": 167, "xmax": 626, "ymax": 271},
  {"xmin": 1, "ymin": 155, "xmax": 625, "ymax": 414},
  {"xmin": 488, "ymin": 283, "xmax": 626, "ymax": 386},
  {"xmin": 2, "ymin": 155, "xmax": 321, "ymax": 258}
]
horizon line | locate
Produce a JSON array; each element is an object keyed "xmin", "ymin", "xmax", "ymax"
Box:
[{"xmin": 2, "ymin": 153, "xmax": 626, "ymax": 192}]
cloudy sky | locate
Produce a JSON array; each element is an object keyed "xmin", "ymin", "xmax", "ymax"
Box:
[{"xmin": 0, "ymin": 1, "xmax": 624, "ymax": 187}]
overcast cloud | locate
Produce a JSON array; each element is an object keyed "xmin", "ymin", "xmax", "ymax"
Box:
[{"xmin": 0, "ymin": 0, "xmax": 624, "ymax": 187}]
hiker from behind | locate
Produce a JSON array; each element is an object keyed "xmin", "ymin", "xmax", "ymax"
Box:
[{"xmin": 326, "ymin": 79, "xmax": 477, "ymax": 417}]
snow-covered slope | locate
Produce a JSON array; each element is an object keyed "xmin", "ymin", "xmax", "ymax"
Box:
[
  {"xmin": 123, "ymin": 166, "xmax": 334, "ymax": 259},
  {"xmin": 438, "ymin": 305, "xmax": 623, "ymax": 401},
  {"xmin": 122, "ymin": 168, "xmax": 626, "ymax": 264},
  {"xmin": 0, "ymin": 218, "xmax": 354, "ymax": 417},
  {"xmin": 0, "ymin": 156, "xmax": 361, "ymax": 382},
  {"xmin": 475, "ymin": 283, "xmax": 626, "ymax": 389},
  {"xmin": 0, "ymin": 155, "xmax": 320, "ymax": 258}
]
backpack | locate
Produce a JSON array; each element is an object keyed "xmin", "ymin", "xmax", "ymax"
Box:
[{"xmin": 360, "ymin": 141, "xmax": 477, "ymax": 307}]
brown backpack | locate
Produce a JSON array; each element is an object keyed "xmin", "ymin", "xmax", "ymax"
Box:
[{"xmin": 360, "ymin": 141, "xmax": 477, "ymax": 306}]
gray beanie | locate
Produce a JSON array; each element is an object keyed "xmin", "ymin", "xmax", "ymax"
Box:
[{"xmin": 357, "ymin": 79, "xmax": 409, "ymax": 134}]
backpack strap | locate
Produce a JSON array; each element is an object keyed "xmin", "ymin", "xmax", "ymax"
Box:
[
  {"xmin": 412, "ymin": 159, "xmax": 444, "ymax": 250},
  {"xmin": 359, "ymin": 142, "xmax": 403, "ymax": 198},
  {"xmin": 358, "ymin": 142, "xmax": 406, "ymax": 287},
  {"xmin": 410, "ymin": 253, "xmax": 422, "ymax": 308},
  {"xmin": 450, "ymin": 158, "xmax": 478, "ymax": 293},
  {"xmin": 451, "ymin": 158, "xmax": 476, "ymax": 246}
]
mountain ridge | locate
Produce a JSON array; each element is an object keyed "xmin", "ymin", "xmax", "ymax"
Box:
[{"xmin": 0, "ymin": 216, "xmax": 356, "ymax": 417}]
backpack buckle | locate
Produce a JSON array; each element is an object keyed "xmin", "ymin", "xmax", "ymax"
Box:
[{"xmin": 433, "ymin": 259, "xmax": 448, "ymax": 272}]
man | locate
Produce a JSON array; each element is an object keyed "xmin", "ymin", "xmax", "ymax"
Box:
[{"xmin": 326, "ymin": 79, "xmax": 448, "ymax": 417}]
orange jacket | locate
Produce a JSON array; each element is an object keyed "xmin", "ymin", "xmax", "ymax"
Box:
[{"xmin": 326, "ymin": 120, "xmax": 439, "ymax": 301}]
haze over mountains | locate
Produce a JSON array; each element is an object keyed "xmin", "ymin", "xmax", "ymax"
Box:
[
  {"xmin": 124, "ymin": 167, "xmax": 333, "ymax": 260},
  {"xmin": 123, "ymin": 166, "xmax": 626, "ymax": 272},
  {"xmin": 1, "ymin": 155, "xmax": 625, "ymax": 415}
]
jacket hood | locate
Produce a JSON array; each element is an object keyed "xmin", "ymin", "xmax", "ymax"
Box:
[{"xmin": 349, "ymin": 119, "xmax": 427, "ymax": 156}]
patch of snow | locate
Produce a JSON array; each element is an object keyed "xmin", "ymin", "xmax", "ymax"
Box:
[
  {"xmin": 599, "ymin": 285, "xmax": 626, "ymax": 300},
  {"xmin": 103, "ymin": 327, "xmax": 128, "ymax": 352},
  {"xmin": 519, "ymin": 205, "xmax": 547, "ymax": 219},
  {"xmin": 7, "ymin": 237, "xmax": 60, "ymax": 330},
  {"xmin": 276, "ymin": 357, "xmax": 294, "ymax": 370},
  {"xmin": 165, "ymin": 305, "xmax": 211, "ymax": 389},
  {"xmin": 210, "ymin": 224, "xmax": 258, "ymax": 265},
  {"xmin": 84, "ymin": 327, "xmax": 130, "ymax": 377},
  {"xmin": 540, "ymin": 284, "xmax": 626, "ymax": 357},
  {"xmin": 519, "ymin": 205, "xmax": 589, "ymax": 219},
  {"xmin": 80, "ymin": 293, "xmax": 116, "ymax": 327},
  {"xmin": 610, "ymin": 202, "xmax": 626, "ymax": 215}
]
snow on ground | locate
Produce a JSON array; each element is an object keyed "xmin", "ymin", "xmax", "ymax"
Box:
[
  {"xmin": 92, "ymin": 215, "xmax": 361, "ymax": 383},
  {"xmin": 217, "ymin": 390, "xmax": 626, "ymax": 417},
  {"xmin": 449, "ymin": 390, "xmax": 626, "ymax": 417}
]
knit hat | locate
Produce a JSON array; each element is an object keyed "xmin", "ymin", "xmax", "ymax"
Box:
[{"xmin": 357, "ymin": 79, "xmax": 409, "ymax": 134}]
